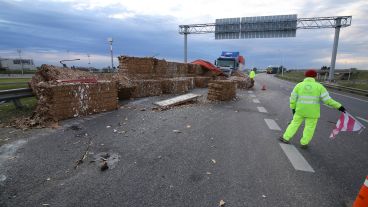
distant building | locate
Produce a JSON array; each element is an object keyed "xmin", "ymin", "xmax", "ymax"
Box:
[{"xmin": 0, "ymin": 58, "xmax": 36, "ymax": 70}]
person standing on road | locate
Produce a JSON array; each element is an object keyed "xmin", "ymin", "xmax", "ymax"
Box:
[
  {"xmin": 249, "ymin": 69, "xmax": 256, "ymax": 86},
  {"xmin": 279, "ymin": 69, "xmax": 346, "ymax": 149}
]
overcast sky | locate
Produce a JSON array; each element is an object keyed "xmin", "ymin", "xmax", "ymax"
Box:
[{"xmin": 0, "ymin": 0, "xmax": 367, "ymax": 69}]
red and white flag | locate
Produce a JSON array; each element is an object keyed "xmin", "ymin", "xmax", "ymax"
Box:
[{"xmin": 330, "ymin": 112, "xmax": 365, "ymax": 139}]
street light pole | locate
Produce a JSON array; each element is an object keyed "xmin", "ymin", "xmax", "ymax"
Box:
[{"xmin": 108, "ymin": 37, "xmax": 114, "ymax": 72}]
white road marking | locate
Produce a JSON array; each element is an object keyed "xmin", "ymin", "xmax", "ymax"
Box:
[
  {"xmin": 279, "ymin": 143, "xmax": 315, "ymax": 173},
  {"xmin": 329, "ymin": 91, "xmax": 368, "ymax": 103},
  {"xmin": 248, "ymin": 91, "xmax": 253, "ymax": 93},
  {"xmin": 257, "ymin": 107, "xmax": 268, "ymax": 113},
  {"xmin": 264, "ymin": 119, "xmax": 281, "ymax": 130},
  {"xmin": 357, "ymin": 116, "xmax": 368, "ymax": 124},
  {"xmin": 252, "ymin": 99, "xmax": 260, "ymax": 103},
  {"xmin": 250, "ymin": 94, "xmax": 256, "ymax": 98}
]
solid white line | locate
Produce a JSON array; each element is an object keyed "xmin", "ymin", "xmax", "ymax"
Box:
[
  {"xmin": 252, "ymin": 99, "xmax": 260, "ymax": 103},
  {"xmin": 329, "ymin": 91, "xmax": 368, "ymax": 103},
  {"xmin": 357, "ymin": 116, "xmax": 368, "ymax": 124},
  {"xmin": 257, "ymin": 107, "xmax": 268, "ymax": 113},
  {"xmin": 250, "ymin": 94, "xmax": 256, "ymax": 98},
  {"xmin": 264, "ymin": 119, "xmax": 281, "ymax": 130},
  {"xmin": 279, "ymin": 143, "xmax": 315, "ymax": 173}
]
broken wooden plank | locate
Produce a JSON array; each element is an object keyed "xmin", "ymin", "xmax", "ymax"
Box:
[{"xmin": 154, "ymin": 93, "xmax": 201, "ymax": 108}]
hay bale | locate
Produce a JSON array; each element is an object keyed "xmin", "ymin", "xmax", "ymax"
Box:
[
  {"xmin": 161, "ymin": 78, "xmax": 190, "ymax": 94},
  {"xmin": 207, "ymin": 80, "xmax": 237, "ymax": 101},
  {"xmin": 194, "ymin": 77, "xmax": 212, "ymax": 88},
  {"xmin": 131, "ymin": 79, "xmax": 162, "ymax": 98},
  {"xmin": 228, "ymin": 76, "xmax": 248, "ymax": 89},
  {"xmin": 20, "ymin": 81, "xmax": 118, "ymax": 128}
]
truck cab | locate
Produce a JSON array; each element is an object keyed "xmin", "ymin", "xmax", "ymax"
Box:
[{"xmin": 215, "ymin": 52, "xmax": 244, "ymax": 76}]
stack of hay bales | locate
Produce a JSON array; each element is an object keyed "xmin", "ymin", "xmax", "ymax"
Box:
[
  {"xmin": 37, "ymin": 81, "xmax": 118, "ymax": 121},
  {"xmin": 117, "ymin": 56, "xmax": 213, "ymax": 98},
  {"xmin": 207, "ymin": 80, "xmax": 237, "ymax": 101},
  {"xmin": 23, "ymin": 64, "xmax": 119, "ymax": 127}
]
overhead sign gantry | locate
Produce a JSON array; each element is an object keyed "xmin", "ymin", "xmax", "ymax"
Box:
[{"xmin": 179, "ymin": 15, "xmax": 352, "ymax": 81}]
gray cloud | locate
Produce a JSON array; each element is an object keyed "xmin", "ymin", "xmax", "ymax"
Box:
[{"xmin": 0, "ymin": 0, "xmax": 366, "ymax": 69}]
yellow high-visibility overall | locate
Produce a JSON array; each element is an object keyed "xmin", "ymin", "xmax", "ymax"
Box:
[
  {"xmin": 249, "ymin": 71, "xmax": 255, "ymax": 79},
  {"xmin": 283, "ymin": 78, "xmax": 341, "ymax": 145}
]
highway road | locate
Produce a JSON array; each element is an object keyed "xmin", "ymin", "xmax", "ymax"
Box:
[{"xmin": 0, "ymin": 73, "xmax": 367, "ymax": 207}]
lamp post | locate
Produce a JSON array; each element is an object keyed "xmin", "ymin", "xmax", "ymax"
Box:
[{"xmin": 108, "ymin": 37, "xmax": 114, "ymax": 72}]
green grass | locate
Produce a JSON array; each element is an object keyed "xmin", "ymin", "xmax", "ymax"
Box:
[
  {"xmin": 0, "ymin": 78, "xmax": 34, "ymax": 125},
  {"xmin": 0, "ymin": 78, "xmax": 31, "ymax": 83},
  {"xmin": 348, "ymin": 70, "xmax": 368, "ymax": 81},
  {"xmin": 275, "ymin": 72, "xmax": 305, "ymax": 82},
  {"xmin": 0, "ymin": 78, "xmax": 31, "ymax": 90},
  {"xmin": 0, "ymin": 97, "xmax": 37, "ymax": 125},
  {"xmin": 337, "ymin": 81, "xmax": 368, "ymax": 90},
  {"xmin": 0, "ymin": 69, "xmax": 36, "ymax": 74}
]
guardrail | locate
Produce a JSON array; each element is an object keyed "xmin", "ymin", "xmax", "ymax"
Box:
[
  {"xmin": 0, "ymin": 88, "xmax": 34, "ymax": 108},
  {"xmin": 275, "ymin": 75, "xmax": 368, "ymax": 97},
  {"xmin": 322, "ymin": 83, "xmax": 368, "ymax": 97}
]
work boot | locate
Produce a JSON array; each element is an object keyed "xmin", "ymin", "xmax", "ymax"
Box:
[
  {"xmin": 279, "ymin": 136, "xmax": 290, "ymax": 144},
  {"xmin": 300, "ymin": 144, "xmax": 309, "ymax": 149}
]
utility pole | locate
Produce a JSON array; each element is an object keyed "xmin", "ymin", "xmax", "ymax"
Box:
[
  {"xmin": 108, "ymin": 37, "xmax": 114, "ymax": 72},
  {"xmin": 87, "ymin": 54, "xmax": 91, "ymax": 65},
  {"xmin": 87, "ymin": 54, "xmax": 91, "ymax": 72},
  {"xmin": 17, "ymin": 49, "xmax": 24, "ymax": 75}
]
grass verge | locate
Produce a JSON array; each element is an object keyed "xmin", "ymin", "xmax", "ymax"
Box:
[
  {"xmin": 275, "ymin": 71, "xmax": 368, "ymax": 91},
  {"xmin": 0, "ymin": 97, "xmax": 37, "ymax": 125},
  {"xmin": 0, "ymin": 78, "xmax": 31, "ymax": 90}
]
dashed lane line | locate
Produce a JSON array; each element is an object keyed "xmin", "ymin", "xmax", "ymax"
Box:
[
  {"xmin": 248, "ymin": 91, "xmax": 253, "ymax": 93},
  {"xmin": 264, "ymin": 119, "xmax": 281, "ymax": 131},
  {"xmin": 279, "ymin": 143, "xmax": 315, "ymax": 173},
  {"xmin": 252, "ymin": 99, "xmax": 260, "ymax": 103},
  {"xmin": 250, "ymin": 94, "xmax": 256, "ymax": 98},
  {"xmin": 257, "ymin": 107, "xmax": 268, "ymax": 113},
  {"xmin": 255, "ymin": 85, "xmax": 316, "ymax": 173}
]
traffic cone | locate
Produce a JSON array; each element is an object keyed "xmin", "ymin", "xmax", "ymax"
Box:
[
  {"xmin": 261, "ymin": 85, "xmax": 266, "ymax": 90},
  {"xmin": 353, "ymin": 176, "xmax": 368, "ymax": 207}
]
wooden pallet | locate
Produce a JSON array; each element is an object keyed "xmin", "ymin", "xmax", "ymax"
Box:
[{"xmin": 154, "ymin": 93, "xmax": 201, "ymax": 108}]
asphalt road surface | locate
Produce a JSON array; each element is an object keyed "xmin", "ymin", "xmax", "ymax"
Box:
[{"xmin": 1, "ymin": 74, "xmax": 367, "ymax": 207}]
